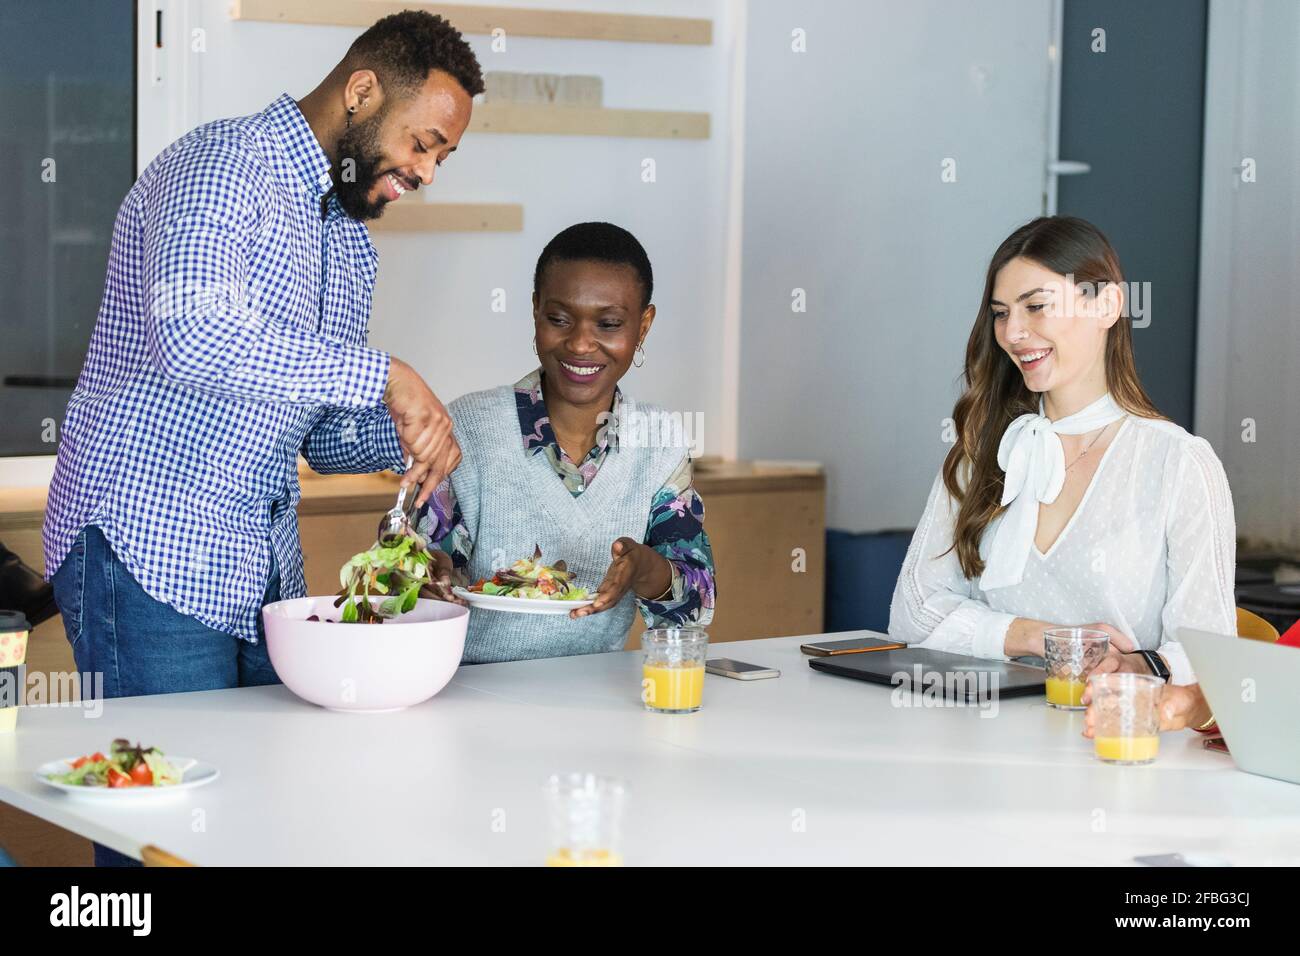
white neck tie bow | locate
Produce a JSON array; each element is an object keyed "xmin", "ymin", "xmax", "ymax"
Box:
[{"xmin": 978, "ymin": 392, "xmax": 1126, "ymax": 591}]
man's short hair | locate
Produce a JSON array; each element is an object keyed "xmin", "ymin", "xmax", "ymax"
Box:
[{"xmin": 346, "ymin": 10, "xmax": 484, "ymax": 98}]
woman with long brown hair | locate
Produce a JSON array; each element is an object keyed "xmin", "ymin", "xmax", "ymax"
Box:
[{"xmin": 888, "ymin": 216, "xmax": 1235, "ymax": 730}]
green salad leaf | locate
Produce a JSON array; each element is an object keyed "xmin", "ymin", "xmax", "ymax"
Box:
[{"xmin": 332, "ymin": 532, "xmax": 433, "ymax": 624}]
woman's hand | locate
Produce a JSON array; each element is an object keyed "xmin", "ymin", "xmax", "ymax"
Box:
[
  {"xmin": 1079, "ymin": 623, "xmax": 1140, "ymax": 676},
  {"xmin": 418, "ymin": 549, "xmax": 466, "ymax": 606},
  {"xmin": 1083, "ymin": 682, "xmax": 1210, "ymax": 738},
  {"xmin": 570, "ymin": 537, "xmax": 672, "ymax": 619},
  {"xmin": 1004, "ymin": 619, "xmax": 1135, "ymax": 659}
]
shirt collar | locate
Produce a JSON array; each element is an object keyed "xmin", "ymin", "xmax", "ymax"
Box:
[
  {"xmin": 262, "ymin": 93, "xmax": 334, "ymax": 199},
  {"xmin": 513, "ymin": 368, "xmax": 623, "ymax": 457}
]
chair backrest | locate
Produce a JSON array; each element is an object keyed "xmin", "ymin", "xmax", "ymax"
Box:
[
  {"xmin": 1236, "ymin": 607, "xmax": 1280, "ymax": 643},
  {"xmin": 140, "ymin": 844, "xmax": 195, "ymax": 867}
]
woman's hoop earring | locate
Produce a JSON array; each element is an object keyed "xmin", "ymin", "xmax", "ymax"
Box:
[
  {"xmin": 633, "ymin": 343, "xmax": 646, "ymax": 368},
  {"xmin": 532, "ymin": 337, "xmax": 539, "ymax": 358}
]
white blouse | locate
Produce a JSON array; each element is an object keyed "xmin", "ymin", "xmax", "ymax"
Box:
[{"xmin": 888, "ymin": 416, "xmax": 1237, "ymax": 685}]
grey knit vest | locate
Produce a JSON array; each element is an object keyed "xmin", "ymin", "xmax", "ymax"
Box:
[{"xmin": 449, "ymin": 385, "xmax": 687, "ymax": 663}]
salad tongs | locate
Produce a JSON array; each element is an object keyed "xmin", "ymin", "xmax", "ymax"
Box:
[{"xmin": 378, "ymin": 455, "xmax": 419, "ymax": 545}]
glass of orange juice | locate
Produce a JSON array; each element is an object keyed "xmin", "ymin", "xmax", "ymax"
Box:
[
  {"xmin": 1043, "ymin": 627, "xmax": 1109, "ymax": 710},
  {"xmin": 641, "ymin": 627, "xmax": 708, "ymax": 714},
  {"xmin": 543, "ymin": 772, "xmax": 626, "ymax": 867},
  {"xmin": 1087, "ymin": 672, "xmax": 1163, "ymax": 765},
  {"xmin": 0, "ymin": 611, "xmax": 31, "ymax": 734}
]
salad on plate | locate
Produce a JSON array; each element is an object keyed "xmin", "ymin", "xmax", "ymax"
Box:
[
  {"xmin": 46, "ymin": 739, "xmax": 183, "ymax": 788},
  {"xmin": 467, "ymin": 546, "xmax": 589, "ymax": 601}
]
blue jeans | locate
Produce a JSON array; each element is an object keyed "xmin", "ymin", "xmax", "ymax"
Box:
[
  {"xmin": 50, "ymin": 525, "xmax": 283, "ymax": 865},
  {"xmin": 51, "ymin": 526, "xmax": 282, "ymax": 696}
]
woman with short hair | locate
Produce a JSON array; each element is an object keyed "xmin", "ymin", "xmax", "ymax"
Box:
[{"xmin": 416, "ymin": 222, "xmax": 715, "ymax": 663}]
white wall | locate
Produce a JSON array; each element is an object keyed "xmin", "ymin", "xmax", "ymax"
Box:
[
  {"xmin": 1195, "ymin": 0, "xmax": 1300, "ymax": 551},
  {"xmin": 735, "ymin": 0, "xmax": 1055, "ymax": 531},
  {"xmin": 154, "ymin": 0, "xmax": 742, "ymax": 455}
]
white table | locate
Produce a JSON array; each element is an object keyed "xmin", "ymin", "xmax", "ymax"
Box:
[{"xmin": 2, "ymin": 634, "xmax": 1298, "ymax": 865}]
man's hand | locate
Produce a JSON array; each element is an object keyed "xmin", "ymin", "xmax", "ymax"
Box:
[
  {"xmin": 1082, "ymin": 683, "xmax": 1210, "ymax": 738},
  {"xmin": 384, "ymin": 357, "xmax": 460, "ymax": 505},
  {"xmin": 1154, "ymin": 683, "xmax": 1212, "ymax": 731},
  {"xmin": 417, "ymin": 549, "xmax": 466, "ymax": 606},
  {"xmin": 570, "ymin": 538, "xmax": 672, "ymax": 619}
]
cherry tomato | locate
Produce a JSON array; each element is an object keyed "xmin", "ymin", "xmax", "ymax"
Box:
[
  {"xmin": 72, "ymin": 752, "xmax": 107, "ymax": 769},
  {"xmin": 129, "ymin": 762, "xmax": 153, "ymax": 786},
  {"xmin": 107, "ymin": 768, "xmax": 134, "ymax": 788}
]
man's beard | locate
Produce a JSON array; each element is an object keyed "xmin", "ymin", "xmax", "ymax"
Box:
[{"xmin": 333, "ymin": 110, "xmax": 390, "ymax": 221}]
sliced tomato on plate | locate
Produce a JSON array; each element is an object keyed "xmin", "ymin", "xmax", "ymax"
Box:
[{"xmin": 107, "ymin": 768, "xmax": 134, "ymax": 788}]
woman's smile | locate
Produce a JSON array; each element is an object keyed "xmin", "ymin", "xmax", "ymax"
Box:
[
  {"xmin": 557, "ymin": 359, "xmax": 607, "ymax": 384},
  {"xmin": 1013, "ymin": 346, "xmax": 1054, "ymax": 374}
]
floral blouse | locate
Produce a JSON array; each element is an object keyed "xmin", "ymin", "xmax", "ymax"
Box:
[{"xmin": 415, "ymin": 370, "xmax": 716, "ymax": 626}]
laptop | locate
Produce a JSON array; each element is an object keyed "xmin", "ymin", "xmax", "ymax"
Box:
[
  {"xmin": 809, "ymin": 645, "xmax": 1046, "ymax": 702},
  {"xmin": 1180, "ymin": 627, "xmax": 1300, "ymax": 785}
]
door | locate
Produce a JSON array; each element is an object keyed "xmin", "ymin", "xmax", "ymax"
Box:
[
  {"xmin": 0, "ymin": 0, "xmax": 136, "ymax": 457},
  {"xmin": 1051, "ymin": 0, "xmax": 1209, "ymax": 428}
]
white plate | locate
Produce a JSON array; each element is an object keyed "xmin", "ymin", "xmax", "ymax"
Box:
[
  {"xmin": 35, "ymin": 756, "xmax": 218, "ymax": 799},
  {"xmin": 453, "ymin": 586, "xmax": 595, "ymax": 615}
]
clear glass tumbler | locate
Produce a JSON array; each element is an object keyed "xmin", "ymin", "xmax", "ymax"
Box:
[
  {"xmin": 1087, "ymin": 672, "xmax": 1164, "ymax": 765},
  {"xmin": 543, "ymin": 772, "xmax": 626, "ymax": 867},
  {"xmin": 1043, "ymin": 627, "xmax": 1110, "ymax": 710},
  {"xmin": 641, "ymin": 627, "xmax": 708, "ymax": 714}
]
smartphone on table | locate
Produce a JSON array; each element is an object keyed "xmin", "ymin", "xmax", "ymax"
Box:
[
  {"xmin": 800, "ymin": 636, "xmax": 905, "ymax": 656},
  {"xmin": 705, "ymin": 659, "xmax": 780, "ymax": 680}
]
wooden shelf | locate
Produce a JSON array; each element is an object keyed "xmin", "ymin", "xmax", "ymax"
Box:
[
  {"xmin": 367, "ymin": 202, "xmax": 523, "ymax": 233},
  {"xmin": 230, "ymin": 1, "xmax": 712, "ymax": 45},
  {"xmin": 470, "ymin": 103, "xmax": 709, "ymax": 139}
]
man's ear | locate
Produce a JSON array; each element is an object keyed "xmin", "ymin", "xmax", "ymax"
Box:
[{"xmin": 344, "ymin": 69, "xmax": 381, "ymax": 113}]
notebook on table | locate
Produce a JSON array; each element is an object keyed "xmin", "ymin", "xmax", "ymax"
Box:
[{"xmin": 808, "ymin": 645, "xmax": 1045, "ymax": 702}]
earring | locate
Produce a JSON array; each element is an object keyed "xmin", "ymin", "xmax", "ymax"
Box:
[
  {"xmin": 633, "ymin": 343, "xmax": 645, "ymax": 368},
  {"xmin": 532, "ymin": 337, "xmax": 539, "ymax": 358}
]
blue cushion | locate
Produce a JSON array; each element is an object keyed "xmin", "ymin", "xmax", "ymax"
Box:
[{"xmin": 824, "ymin": 529, "xmax": 914, "ymax": 634}]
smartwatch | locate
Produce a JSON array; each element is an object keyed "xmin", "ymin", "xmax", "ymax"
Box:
[{"xmin": 1133, "ymin": 649, "xmax": 1171, "ymax": 682}]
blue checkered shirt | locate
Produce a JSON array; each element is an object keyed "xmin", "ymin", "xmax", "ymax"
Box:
[{"xmin": 44, "ymin": 94, "xmax": 403, "ymax": 642}]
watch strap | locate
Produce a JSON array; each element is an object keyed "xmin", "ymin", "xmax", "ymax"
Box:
[{"xmin": 1137, "ymin": 648, "xmax": 1171, "ymax": 681}]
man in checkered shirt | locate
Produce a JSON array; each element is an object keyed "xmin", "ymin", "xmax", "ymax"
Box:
[{"xmin": 45, "ymin": 12, "xmax": 481, "ymax": 699}]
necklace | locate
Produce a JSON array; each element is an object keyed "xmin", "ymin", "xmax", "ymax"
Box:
[{"xmin": 1064, "ymin": 417, "xmax": 1122, "ymax": 472}]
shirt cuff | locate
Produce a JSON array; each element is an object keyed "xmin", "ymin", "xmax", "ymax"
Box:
[
  {"xmin": 972, "ymin": 611, "xmax": 1017, "ymax": 661},
  {"xmin": 637, "ymin": 562, "xmax": 701, "ymax": 626},
  {"xmin": 375, "ymin": 415, "xmax": 404, "ymax": 472},
  {"xmin": 331, "ymin": 346, "xmax": 390, "ymax": 408},
  {"xmin": 1159, "ymin": 640, "xmax": 1197, "ymax": 686}
]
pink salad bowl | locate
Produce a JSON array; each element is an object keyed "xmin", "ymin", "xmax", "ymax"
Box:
[{"xmin": 262, "ymin": 597, "xmax": 469, "ymax": 712}]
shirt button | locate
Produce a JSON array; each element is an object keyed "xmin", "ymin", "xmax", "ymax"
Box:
[{"xmin": 352, "ymin": 393, "xmax": 363, "ymax": 404}]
